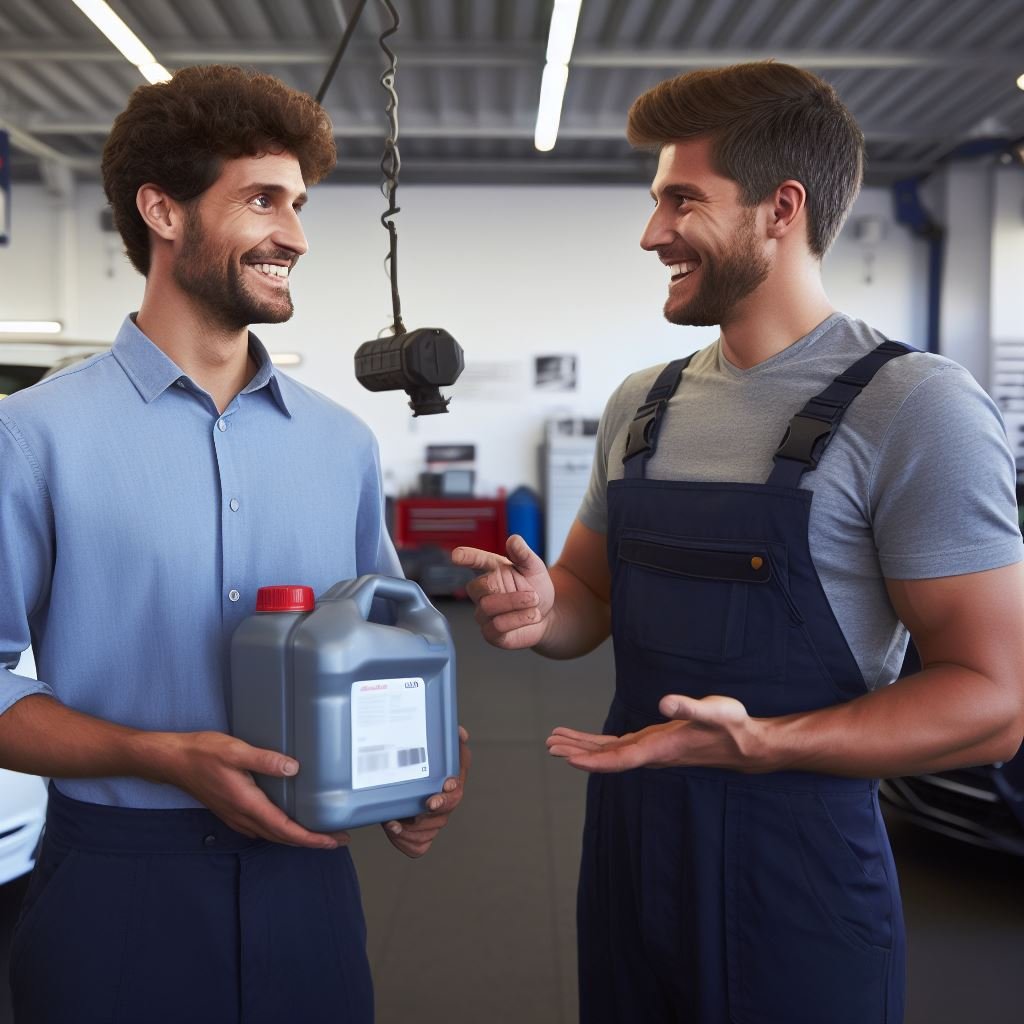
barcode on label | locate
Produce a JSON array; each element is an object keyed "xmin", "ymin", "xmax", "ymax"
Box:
[
  {"xmin": 396, "ymin": 747, "xmax": 426, "ymax": 767},
  {"xmin": 357, "ymin": 746, "xmax": 390, "ymax": 774}
]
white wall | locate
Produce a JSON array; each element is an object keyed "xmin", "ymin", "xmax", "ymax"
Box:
[
  {"xmin": 991, "ymin": 167, "xmax": 1024, "ymax": 344},
  {"xmin": 3, "ymin": 181, "xmax": 929, "ymax": 495}
]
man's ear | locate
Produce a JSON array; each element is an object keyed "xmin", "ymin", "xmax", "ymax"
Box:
[
  {"xmin": 766, "ymin": 180, "xmax": 806, "ymax": 240},
  {"xmin": 136, "ymin": 184, "xmax": 186, "ymax": 242}
]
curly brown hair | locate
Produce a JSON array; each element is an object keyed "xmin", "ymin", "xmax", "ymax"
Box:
[
  {"xmin": 627, "ymin": 62, "xmax": 864, "ymax": 258},
  {"xmin": 102, "ymin": 65, "xmax": 336, "ymax": 275}
]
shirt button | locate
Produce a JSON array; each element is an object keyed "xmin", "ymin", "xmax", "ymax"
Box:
[
  {"xmin": 229, "ymin": 499, "xmax": 240, "ymax": 512},
  {"xmin": 175, "ymin": 379, "xmax": 186, "ymax": 389},
  {"xmin": 217, "ymin": 419, "xmax": 227, "ymax": 432},
  {"xmin": 228, "ymin": 589, "xmax": 240, "ymax": 602},
  {"xmin": 203, "ymin": 834, "xmax": 217, "ymax": 847}
]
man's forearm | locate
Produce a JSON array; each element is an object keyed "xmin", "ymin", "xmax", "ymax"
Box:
[
  {"xmin": 0, "ymin": 694, "xmax": 179, "ymax": 782},
  {"xmin": 763, "ymin": 665, "xmax": 1024, "ymax": 777},
  {"xmin": 534, "ymin": 563, "xmax": 611, "ymax": 660}
]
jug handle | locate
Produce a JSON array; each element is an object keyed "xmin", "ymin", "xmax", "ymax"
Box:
[
  {"xmin": 322, "ymin": 575, "xmax": 446, "ymax": 638},
  {"xmin": 348, "ymin": 574, "xmax": 430, "ymax": 618}
]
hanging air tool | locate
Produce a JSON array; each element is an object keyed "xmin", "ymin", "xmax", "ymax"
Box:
[{"xmin": 317, "ymin": 0, "xmax": 464, "ymax": 415}]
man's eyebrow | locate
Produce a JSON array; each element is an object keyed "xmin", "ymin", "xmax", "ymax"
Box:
[
  {"xmin": 650, "ymin": 182, "xmax": 711, "ymax": 202},
  {"xmin": 236, "ymin": 183, "xmax": 309, "ymax": 204}
]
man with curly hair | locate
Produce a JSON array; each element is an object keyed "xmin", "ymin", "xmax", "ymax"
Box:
[{"xmin": 0, "ymin": 65, "xmax": 466, "ymax": 1023}]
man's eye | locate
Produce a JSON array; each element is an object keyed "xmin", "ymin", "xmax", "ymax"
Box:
[{"xmin": 252, "ymin": 195, "xmax": 272, "ymax": 210}]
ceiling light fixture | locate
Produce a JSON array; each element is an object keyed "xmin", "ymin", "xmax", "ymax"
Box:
[
  {"xmin": 534, "ymin": 0, "xmax": 583, "ymax": 153},
  {"xmin": 69, "ymin": 0, "xmax": 171, "ymax": 83},
  {"xmin": 0, "ymin": 321, "xmax": 63, "ymax": 334},
  {"xmin": 1017, "ymin": 72, "xmax": 1024, "ymax": 91}
]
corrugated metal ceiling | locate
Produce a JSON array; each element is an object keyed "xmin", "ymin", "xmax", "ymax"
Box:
[{"xmin": 2, "ymin": 0, "xmax": 1023, "ymax": 186}]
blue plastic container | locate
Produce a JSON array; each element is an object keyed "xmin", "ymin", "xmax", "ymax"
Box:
[{"xmin": 506, "ymin": 485, "xmax": 543, "ymax": 559}]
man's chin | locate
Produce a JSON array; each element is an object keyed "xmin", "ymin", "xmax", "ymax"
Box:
[
  {"xmin": 250, "ymin": 309, "xmax": 294, "ymax": 326},
  {"xmin": 663, "ymin": 300, "xmax": 720, "ymax": 328},
  {"xmin": 243, "ymin": 298, "xmax": 295, "ymax": 326}
]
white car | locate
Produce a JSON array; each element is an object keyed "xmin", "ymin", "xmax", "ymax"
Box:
[
  {"xmin": 0, "ymin": 338, "xmax": 109, "ymax": 400},
  {"xmin": 0, "ymin": 340, "xmax": 107, "ymax": 883},
  {"xmin": 0, "ymin": 605, "xmax": 47, "ymax": 887}
]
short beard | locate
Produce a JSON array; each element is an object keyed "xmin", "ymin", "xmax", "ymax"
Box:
[
  {"xmin": 664, "ymin": 208, "xmax": 770, "ymax": 327},
  {"xmin": 173, "ymin": 205, "xmax": 295, "ymax": 331}
]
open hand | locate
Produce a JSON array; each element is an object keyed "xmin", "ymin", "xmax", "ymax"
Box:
[{"xmin": 546, "ymin": 694, "xmax": 768, "ymax": 773}]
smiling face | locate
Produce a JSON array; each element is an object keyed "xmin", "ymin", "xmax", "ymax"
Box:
[
  {"xmin": 641, "ymin": 137, "xmax": 771, "ymax": 328},
  {"xmin": 171, "ymin": 151, "xmax": 309, "ymax": 331}
]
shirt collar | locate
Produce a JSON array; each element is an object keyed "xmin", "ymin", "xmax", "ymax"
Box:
[{"xmin": 111, "ymin": 315, "xmax": 291, "ymax": 417}]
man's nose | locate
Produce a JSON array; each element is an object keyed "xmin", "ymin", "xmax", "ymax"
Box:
[
  {"xmin": 640, "ymin": 209, "xmax": 674, "ymax": 251},
  {"xmin": 275, "ymin": 208, "xmax": 309, "ymax": 257}
]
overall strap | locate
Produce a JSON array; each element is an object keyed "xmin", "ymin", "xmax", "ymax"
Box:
[
  {"xmin": 767, "ymin": 340, "xmax": 914, "ymax": 488},
  {"xmin": 622, "ymin": 355, "xmax": 693, "ymax": 480}
]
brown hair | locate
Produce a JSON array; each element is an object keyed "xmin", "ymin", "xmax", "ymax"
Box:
[
  {"xmin": 101, "ymin": 65, "xmax": 336, "ymax": 275},
  {"xmin": 626, "ymin": 62, "xmax": 864, "ymax": 257}
]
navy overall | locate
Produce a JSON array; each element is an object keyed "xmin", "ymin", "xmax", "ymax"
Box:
[{"xmin": 578, "ymin": 343, "xmax": 911, "ymax": 1024}]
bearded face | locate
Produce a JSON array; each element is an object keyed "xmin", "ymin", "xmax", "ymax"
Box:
[
  {"xmin": 172, "ymin": 204, "xmax": 298, "ymax": 331},
  {"xmin": 662, "ymin": 206, "xmax": 771, "ymax": 328}
]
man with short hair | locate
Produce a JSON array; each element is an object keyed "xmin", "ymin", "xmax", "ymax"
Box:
[
  {"xmin": 455, "ymin": 62, "xmax": 1024, "ymax": 1023},
  {"xmin": 0, "ymin": 65, "xmax": 466, "ymax": 1023}
]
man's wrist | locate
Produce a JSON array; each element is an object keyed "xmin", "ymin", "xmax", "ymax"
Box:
[
  {"xmin": 746, "ymin": 713, "xmax": 807, "ymax": 774},
  {"xmin": 126, "ymin": 728, "xmax": 186, "ymax": 787},
  {"xmin": 745, "ymin": 716, "xmax": 790, "ymax": 770}
]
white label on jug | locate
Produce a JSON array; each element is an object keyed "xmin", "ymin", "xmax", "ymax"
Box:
[{"xmin": 351, "ymin": 677, "xmax": 430, "ymax": 790}]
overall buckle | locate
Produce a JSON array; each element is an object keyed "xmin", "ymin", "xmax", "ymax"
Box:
[
  {"xmin": 623, "ymin": 399, "xmax": 665, "ymax": 462},
  {"xmin": 774, "ymin": 413, "xmax": 837, "ymax": 469}
]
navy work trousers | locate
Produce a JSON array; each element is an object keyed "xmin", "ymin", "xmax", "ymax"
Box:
[{"xmin": 10, "ymin": 784, "xmax": 373, "ymax": 1024}]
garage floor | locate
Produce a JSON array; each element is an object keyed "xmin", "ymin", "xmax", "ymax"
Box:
[{"xmin": 0, "ymin": 599, "xmax": 1020, "ymax": 1022}]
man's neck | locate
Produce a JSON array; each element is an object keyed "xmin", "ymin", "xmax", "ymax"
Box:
[
  {"xmin": 718, "ymin": 260, "xmax": 836, "ymax": 370},
  {"xmin": 135, "ymin": 283, "xmax": 255, "ymax": 414}
]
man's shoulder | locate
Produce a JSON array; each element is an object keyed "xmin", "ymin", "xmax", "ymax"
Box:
[
  {"xmin": 0, "ymin": 351, "xmax": 120, "ymax": 430},
  {"xmin": 788, "ymin": 315, "xmax": 978, "ymax": 414},
  {"xmin": 603, "ymin": 343, "xmax": 715, "ymax": 420},
  {"xmin": 273, "ymin": 372, "xmax": 378, "ymax": 446}
]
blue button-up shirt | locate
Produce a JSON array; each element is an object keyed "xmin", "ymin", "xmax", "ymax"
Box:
[{"xmin": 0, "ymin": 316, "xmax": 400, "ymax": 808}]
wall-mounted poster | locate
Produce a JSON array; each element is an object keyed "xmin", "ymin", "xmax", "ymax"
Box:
[{"xmin": 535, "ymin": 355, "xmax": 577, "ymax": 391}]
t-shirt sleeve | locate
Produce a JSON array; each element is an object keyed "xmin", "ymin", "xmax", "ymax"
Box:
[
  {"xmin": 870, "ymin": 365, "xmax": 1022, "ymax": 579},
  {"xmin": 0, "ymin": 415, "xmax": 56, "ymax": 713},
  {"xmin": 576, "ymin": 378, "xmax": 635, "ymax": 536}
]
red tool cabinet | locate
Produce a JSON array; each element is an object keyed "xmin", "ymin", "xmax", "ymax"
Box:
[{"xmin": 393, "ymin": 498, "xmax": 507, "ymax": 554}]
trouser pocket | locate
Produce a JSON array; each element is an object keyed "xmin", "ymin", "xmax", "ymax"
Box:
[
  {"xmin": 11, "ymin": 838, "xmax": 141, "ymax": 1024},
  {"xmin": 725, "ymin": 786, "xmax": 900, "ymax": 1024}
]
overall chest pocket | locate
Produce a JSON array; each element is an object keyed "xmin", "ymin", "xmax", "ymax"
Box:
[{"xmin": 616, "ymin": 532, "xmax": 793, "ymax": 681}]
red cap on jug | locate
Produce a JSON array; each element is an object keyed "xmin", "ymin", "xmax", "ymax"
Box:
[{"xmin": 256, "ymin": 586, "xmax": 315, "ymax": 612}]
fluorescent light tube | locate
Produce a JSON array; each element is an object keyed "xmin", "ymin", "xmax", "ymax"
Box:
[
  {"xmin": 535, "ymin": 0, "xmax": 583, "ymax": 152},
  {"xmin": 535, "ymin": 63, "xmax": 570, "ymax": 152},
  {"xmin": 546, "ymin": 0, "xmax": 583, "ymax": 66},
  {"xmin": 70, "ymin": 0, "xmax": 170, "ymax": 83},
  {"xmin": 270, "ymin": 353, "xmax": 303, "ymax": 367},
  {"xmin": 0, "ymin": 321, "xmax": 63, "ymax": 334},
  {"xmin": 138, "ymin": 62, "xmax": 172, "ymax": 84}
]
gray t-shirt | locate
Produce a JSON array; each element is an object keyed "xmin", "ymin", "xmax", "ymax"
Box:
[{"xmin": 578, "ymin": 313, "xmax": 1022, "ymax": 690}]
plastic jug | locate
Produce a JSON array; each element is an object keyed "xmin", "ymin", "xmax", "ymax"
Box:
[{"xmin": 230, "ymin": 575, "xmax": 458, "ymax": 832}]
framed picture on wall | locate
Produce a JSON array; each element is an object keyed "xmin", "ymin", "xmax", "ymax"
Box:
[{"xmin": 534, "ymin": 355, "xmax": 577, "ymax": 391}]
